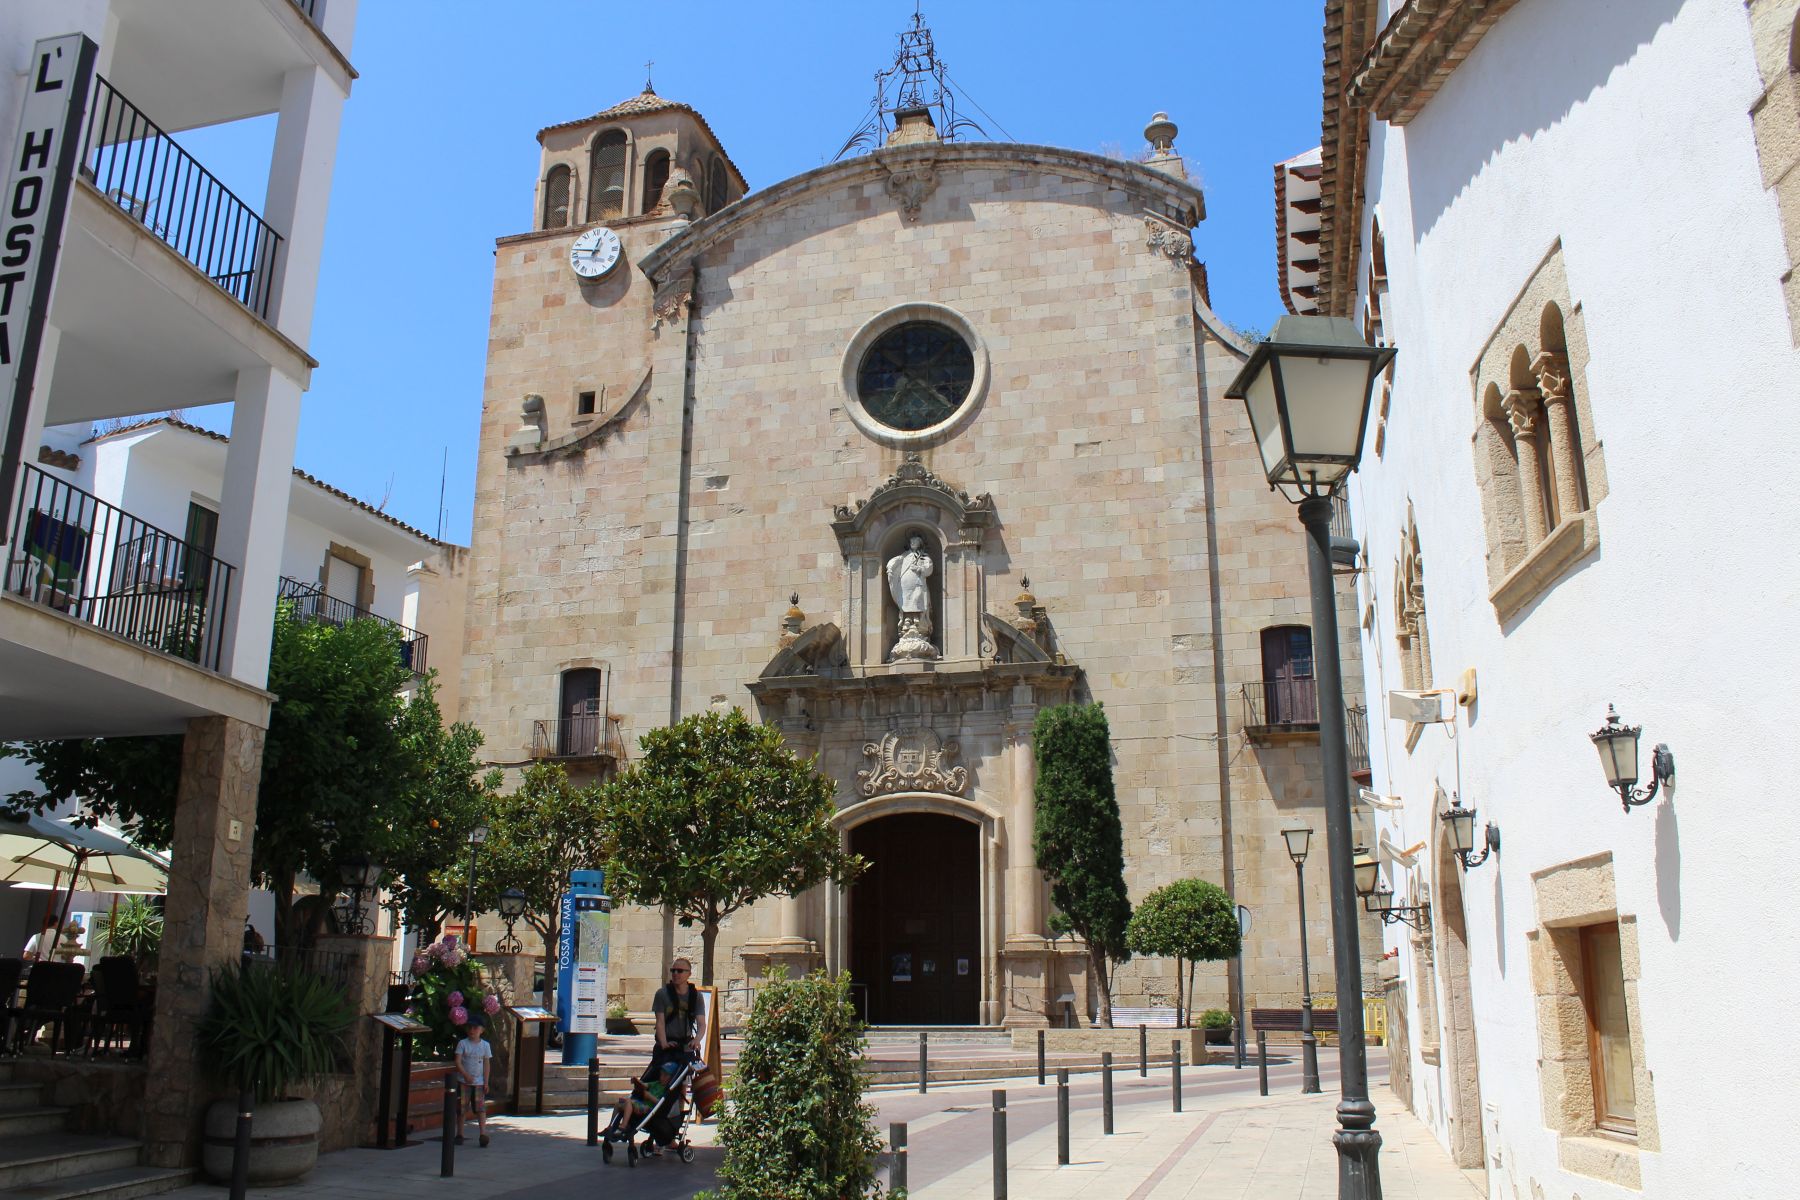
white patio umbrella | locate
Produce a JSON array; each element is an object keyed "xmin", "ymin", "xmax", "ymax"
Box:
[{"xmin": 0, "ymin": 812, "xmax": 169, "ymax": 956}]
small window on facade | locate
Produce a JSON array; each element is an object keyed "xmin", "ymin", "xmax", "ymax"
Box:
[
  {"xmin": 1581, "ymin": 922, "xmax": 1636, "ymax": 1135},
  {"xmin": 326, "ymin": 553, "xmax": 366, "ymax": 609},
  {"xmin": 577, "ymin": 391, "xmax": 596, "ymax": 415},
  {"xmin": 641, "ymin": 150, "xmax": 670, "ymax": 214},
  {"xmin": 1259, "ymin": 624, "xmax": 1316, "ymax": 725},
  {"xmin": 588, "ymin": 131, "xmax": 627, "ymax": 221},
  {"xmin": 559, "ymin": 667, "xmax": 603, "ymax": 757},
  {"xmin": 542, "ymin": 164, "xmax": 572, "ymax": 229},
  {"xmin": 706, "ymin": 157, "xmax": 729, "ymax": 215}
]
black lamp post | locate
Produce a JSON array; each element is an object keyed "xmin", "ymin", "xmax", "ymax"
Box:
[
  {"xmin": 460, "ymin": 823, "xmax": 490, "ymax": 949},
  {"xmin": 337, "ymin": 855, "xmax": 382, "ymax": 936},
  {"xmin": 1228, "ymin": 315, "xmax": 1395, "ymax": 1199},
  {"xmin": 1282, "ymin": 826, "xmax": 1322, "ymax": 1095},
  {"xmin": 497, "ymin": 887, "xmax": 528, "ymax": 955}
]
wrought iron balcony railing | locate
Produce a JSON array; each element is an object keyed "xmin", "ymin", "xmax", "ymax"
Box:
[
  {"xmin": 1346, "ymin": 702, "xmax": 1371, "ymax": 778},
  {"xmin": 80, "ymin": 75, "xmax": 283, "ymax": 319},
  {"xmin": 1242, "ymin": 680, "xmax": 1374, "ymax": 777},
  {"xmin": 4, "ymin": 463, "xmax": 234, "ymax": 671},
  {"xmin": 532, "ymin": 715, "xmax": 627, "ymax": 763},
  {"xmin": 275, "ymin": 576, "xmax": 429, "ymax": 675},
  {"xmin": 291, "ymin": 0, "xmax": 322, "ymax": 23}
]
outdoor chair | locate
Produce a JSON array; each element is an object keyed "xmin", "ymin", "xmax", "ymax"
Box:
[
  {"xmin": 87, "ymin": 956, "xmax": 147, "ymax": 1058},
  {"xmin": 0, "ymin": 958, "xmax": 23, "ymax": 1054},
  {"xmin": 15, "ymin": 961, "xmax": 84, "ymax": 1056}
]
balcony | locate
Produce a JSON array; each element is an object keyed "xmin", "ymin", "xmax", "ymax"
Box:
[
  {"xmin": 531, "ymin": 715, "xmax": 627, "ymax": 764},
  {"xmin": 275, "ymin": 577, "xmax": 428, "ymax": 676},
  {"xmin": 81, "ymin": 74, "xmax": 283, "ymax": 319},
  {"xmin": 3, "ymin": 463, "xmax": 233, "ymax": 672},
  {"xmin": 1242, "ymin": 680, "xmax": 1372, "ymax": 778}
]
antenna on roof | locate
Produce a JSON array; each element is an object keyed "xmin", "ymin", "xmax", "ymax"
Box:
[{"xmin": 644, "ymin": 59, "xmax": 655, "ymax": 94}]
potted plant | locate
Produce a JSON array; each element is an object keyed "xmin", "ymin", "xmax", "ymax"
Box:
[
  {"xmin": 606, "ymin": 998, "xmax": 635, "ymax": 1034},
  {"xmin": 92, "ymin": 896, "xmax": 163, "ymax": 976},
  {"xmin": 196, "ymin": 964, "xmax": 353, "ymax": 1185},
  {"xmin": 1200, "ymin": 1008, "xmax": 1235, "ymax": 1045}
]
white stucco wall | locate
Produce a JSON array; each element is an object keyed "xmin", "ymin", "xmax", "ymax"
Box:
[{"xmin": 1346, "ymin": 1, "xmax": 1799, "ymax": 1197}]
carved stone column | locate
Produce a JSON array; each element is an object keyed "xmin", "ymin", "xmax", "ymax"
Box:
[
  {"xmin": 1503, "ymin": 387, "xmax": 1550, "ymax": 544},
  {"xmin": 999, "ymin": 688, "xmax": 1051, "ymax": 1026},
  {"xmin": 1532, "ymin": 351, "xmax": 1584, "ymax": 520}
]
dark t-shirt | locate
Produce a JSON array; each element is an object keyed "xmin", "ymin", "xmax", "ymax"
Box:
[{"xmin": 652, "ymin": 983, "xmax": 698, "ymax": 1043}]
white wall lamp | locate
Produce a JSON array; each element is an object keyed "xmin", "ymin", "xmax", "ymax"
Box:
[
  {"xmin": 1589, "ymin": 704, "xmax": 1674, "ymax": 813},
  {"xmin": 1440, "ymin": 798, "xmax": 1498, "ymax": 869},
  {"xmin": 1353, "ymin": 847, "xmax": 1431, "ymax": 929}
]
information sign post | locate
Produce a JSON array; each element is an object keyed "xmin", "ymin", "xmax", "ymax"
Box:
[{"xmin": 558, "ymin": 869, "xmax": 610, "ymax": 1065}]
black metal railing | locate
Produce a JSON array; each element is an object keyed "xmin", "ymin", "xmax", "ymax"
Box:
[
  {"xmin": 276, "ymin": 576, "xmax": 429, "ymax": 675},
  {"xmin": 80, "ymin": 75, "xmax": 283, "ymax": 318},
  {"xmin": 1242, "ymin": 677, "xmax": 1321, "ymax": 729},
  {"xmin": 291, "ymin": 0, "xmax": 323, "ymax": 22},
  {"xmin": 531, "ymin": 715, "xmax": 626, "ymax": 762},
  {"xmin": 5, "ymin": 463, "xmax": 233, "ymax": 670},
  {"xmin": 1346, "ymin": 702, "xmax": 1371, "ymax": 777},
  {"xmin": 241, "ymin": 945, "xmax": 360, "ymax": 997}
]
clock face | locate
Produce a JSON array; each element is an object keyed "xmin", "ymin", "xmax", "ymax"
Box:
[{"xmin": 569, "ymin": 227, "xmax": 622, "ymax": 279}]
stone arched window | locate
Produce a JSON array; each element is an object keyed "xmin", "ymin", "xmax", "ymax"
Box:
[
  {"xmin": 641, "ymin": 149, "xmax": 670, "ymax": 214},
  {"xmin": 706, "ymin": 157, "xmax": 729, "ymax": 215},
  {"xmin": 587, "ymin": 130, "xmax": 627, "ymax": 222},
  {"xmin": 542, "ymin": 163, "xmax": 573, "ymax": 229}
]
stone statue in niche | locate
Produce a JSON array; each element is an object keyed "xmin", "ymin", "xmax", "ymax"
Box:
[{"xmin": 885, "ymin": 534, "xmax": 938, "ymax": 661}]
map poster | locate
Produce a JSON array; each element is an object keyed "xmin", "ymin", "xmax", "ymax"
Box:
[{"xmin": 567, "ymin": 893, "xmax": 611, "ymax": 1036}]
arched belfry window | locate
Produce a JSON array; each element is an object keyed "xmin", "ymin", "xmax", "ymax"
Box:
[
  {"xmin": 641, "ymin": 150, "xmax": 670, "ymax": 214},
  {"xmin": 706, "ymin": 157, "xmax": 728, "ymax": 215},
  {"xmin": 588, "ymin": 130, "xmax": 627, "ymax": 221},
  {"xmin": 542, "ymin": 164, "xmax": 572, "ymax": 229}
]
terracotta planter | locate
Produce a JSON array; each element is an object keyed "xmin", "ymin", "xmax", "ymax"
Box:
[{"xmin": 202, "ymin": 1097, "xmax": 321, "ymax": 1185}]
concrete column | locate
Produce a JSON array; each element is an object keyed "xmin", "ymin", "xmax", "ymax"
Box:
[
  {"xmin": 1503, "ymin": 388, "xmax": 1549, "ymax": 544},
  {"xmin": 144, "ymin": 715, "xmax": 266, "ymax": 1168},
  {"xmin": 263, "ymin": 63, "xmax": 347, "ymax": 347},
  {"xmin": 1532, "ymin": 351, "xmax": 1584, "ymax": 519},
  {"xmin": 215, "ymin": 366, "xmax": 303, "ymax": 685},
  {"xmin": 1004, "ymin": 723, "xmax": 1043, "ymax": 940},
  {"xmin": 314, "ymin": 934, "xmax": 393, "ymax": 1145}
]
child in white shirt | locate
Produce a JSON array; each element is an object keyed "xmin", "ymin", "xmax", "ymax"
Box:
[{"xmin": 454, "ymin": 1016, "xmax": 493, "ymax": 1148}]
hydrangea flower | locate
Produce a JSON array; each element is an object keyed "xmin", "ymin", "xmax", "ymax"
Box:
[
  {"xmin": 448, "ymin": 991, "xmax": 464, "ymax": 1008},
  {"xmin": 483, "ymin": 994, "xmax": 501, "ymax": 1015},
  {"xmin": 450, "ymin": 1005, "xmax": 469, "ymax": 1026},
  {"xmin": 411, "ymin": 954, "xmax": 430, "ymax": 975}
]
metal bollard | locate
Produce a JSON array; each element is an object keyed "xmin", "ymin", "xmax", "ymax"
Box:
[
  {"xmin": 1139, "ymin": 1023, "xmax": 1148, "ymax": 1077},
  {"xmin": 440, "ymin": 1076, "xmax": 459, "ymax": 1177},
  {"xmin": 890, "ymin": 1121, "xmax": 908, "ymax": 1193},
  {"xmin": 227, "ymin": 1084, "xmax": 254, "ymax": 1200},
  {"xmin": 1056, "ymin": 1069, "xmax": 1070, "ymax": 1165},
  {"xmin": 1102, "ymin": 1051, "xmax": 1114, "ymax": 1135},
  {"xmin": 1172, "ymin": 1040, "xmax": 1183, "ymax": 1113},
  {"xmin": 587, "ymin": 1056, "xmax": 600, "ymax": 1145},
  {"xmin": 1037, "ymin": 1028, "xmax": 1046, "ymax": 1085},
  {"xmin": 919, "ymin": 1031, "xmax": 929, "ymax": 1094},
  {"xmin": 1257, "ymin": 1030, "xmax": 1269, "ymax": 1096},
  {"xmin": 992, "ymin": 1090, "xmax": 1008, "ymax": 1199}
]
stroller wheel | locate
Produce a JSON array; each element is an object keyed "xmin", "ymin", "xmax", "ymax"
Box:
[
  {"xmin": 679, "ymin": 1145, "xmax": 696, "ymax": 1164},
  {"xmin": 601, "ymin": 1141, "xmax": 613, "ymax": 1163}
]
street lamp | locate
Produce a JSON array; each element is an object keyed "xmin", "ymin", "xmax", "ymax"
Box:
[
  {"xmin": 1229, "ymin": 315, "xmax": 1395, "ymax": 1199},
  {"xmin": 497, "ymin": 887, "xmax": 528, "ymax": 955},
  {"xmin": 1440, "ymin": 799, "xmax": 1499, "ymax": 869},
  {"xmin": 336, "ymin": 855, "xmax": 382, "ymax": 936},
  {"xmin": 1589, "ymin": 705, "xmax": 1675, "ymax": 812},
  {"xmin": 460, "ymin": 823, "xmax": 490, "ymax": 951},
  {"xmin": 1354, "ymin": 848, "xmax": 1432, "ymax": 930},
  {"xmin": 1281, "ymin": 826, "xmax": 1323, "ymax": 1095}
]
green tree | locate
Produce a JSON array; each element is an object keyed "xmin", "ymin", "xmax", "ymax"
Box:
[
  {"xmin": 602, "ymin": 708, "xmax": 863, "ymax": 985},
  {"xmin": 1125, "ymin": 878, "xmax": 1241, "ymax": 1026},
  {"xmin": 698, "ymin": 970, "xmax": 887, "ymax": 1200},
  {"xmin": 474, "ymin": 763, "xmax": 611, "ymax": 1006},
  {"xmin": 1033, "ymin": 701, "xmax": 1133, "ymax": 1027}
]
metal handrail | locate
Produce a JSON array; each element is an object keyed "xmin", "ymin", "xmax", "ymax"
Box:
[
  {"xmin": 1242, "ymin": 677, "xmax": 1322, "ymax": 728},
  {"xmin": 5, "ymin": 463, "xmax": 233, "ymax": 670},
  {"xmin": 276, "ymin": 576, "xmax": 428, "ymax": 675},
  {"xmin": 80, "ymin": 74, "xmax": 284, "ymax": 318},
  {"xmin": 531, "ymin": 715, "xmax": 627, "ymax": 762}
]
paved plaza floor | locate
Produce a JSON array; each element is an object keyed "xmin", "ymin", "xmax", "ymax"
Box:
[{"xmin": 157, "ymin": 1053, "xmax": 1479, "ymax": 1199}]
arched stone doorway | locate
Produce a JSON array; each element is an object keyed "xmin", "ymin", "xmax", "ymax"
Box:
[
  {"xmin": 1435, "ymin": 825, "xmax": 1487, "ymax": 1169},
  {"xmin": 849, "ymin": 812, "xmax": 981, "ymax": 1025}
]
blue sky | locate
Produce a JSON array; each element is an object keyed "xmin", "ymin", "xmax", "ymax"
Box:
[{"xmin": 181, "ymin": 2, "xmax": 1323, "ymax": 545}]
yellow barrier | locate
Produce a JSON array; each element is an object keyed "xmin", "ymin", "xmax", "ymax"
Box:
[{"xmin": 1363, "ymin": 996, "xmax": 1387, "ymax": 1045}]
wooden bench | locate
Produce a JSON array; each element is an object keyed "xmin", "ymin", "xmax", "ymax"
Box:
[
  {"xmin": 1113, "ymin": 1006, "xmax": 1181, "ymax": 1029},
  {"xmin": 1250, "ymin": 1007, "xmax": 1339, "ymax": 1043}
]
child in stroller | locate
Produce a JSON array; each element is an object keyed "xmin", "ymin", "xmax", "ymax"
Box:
[{"xmin": 600, "ymin": 1048, "xmax": 700, "ymax": 1166}]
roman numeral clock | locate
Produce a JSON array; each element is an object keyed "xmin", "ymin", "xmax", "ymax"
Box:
[{"xmin": 569, "ymin": 226, "xmax": 622, "ymax": 280}]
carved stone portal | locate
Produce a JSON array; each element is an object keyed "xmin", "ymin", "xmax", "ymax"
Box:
[{"xmin": 858, "ymin": 729, "xmax": 968, "ymax": 796}]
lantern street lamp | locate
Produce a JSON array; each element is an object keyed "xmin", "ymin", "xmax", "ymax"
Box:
[
  {"xmin": 336, "ymin": 854, "xmax": 382, "ymax": 936},
  {"xmin": 1440, "ymin": 799, "xmax": 1500, "ymax": 869},
  {"xmin": 1353, "ymin": 848, "xmax": 1432, "ymax": 930},
  {"xmin": 497, "ymin": 887, "xmax": 528, "ymax": 955},
  {"xmin": 1589, "ymin": 705, "xmax": 1675, "ymax": 812},
  {"xmin": 1281, "ymin": 826, "xmax": 1322, "ymax": 1095},
  {"xmin": 1229, "ymin": 316, "xmax": 1395, "ymax": 1199},
  {"xmin": 460, "ymin": 823, "xmax": 491, "ymax": 951}
]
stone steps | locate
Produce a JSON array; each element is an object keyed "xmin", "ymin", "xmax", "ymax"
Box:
[
  {"xmin": 0, "ymin": 1059, "xmax": 188, "ymax": 1198},
  {"xmin": 0, "ymin": 1104, "xmax": 77, "ymax": 1136},
  {"xmin": 0, "ymin": 1135, "xmax": 142, "ymax": 1191},
  {"xmin": 6, "ymin": 1165, "xmax": 197, "ymax": 1200}
]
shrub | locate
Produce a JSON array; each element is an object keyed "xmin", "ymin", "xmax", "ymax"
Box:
[
  {"xmin": 698, "ymin": 971, "xmax": 889, "ymax": 1200},
  {"xmin": 196, "ymin": 965, "xmax": 354, "ymax": 1103},
  {"xmin": 1200, "ymin": 1008, "xmax": 1234, "ymax": 1029},
  {"xmin": 1125, "ymin": 878, "xmax": 1241, "ymax": 1026},
  {"xmin": 405, "ymin": 934, "xmax": 506, "ymax": 1059},
  {"xmin": 92, "ymin": 895, "xmax": 162, "ymax": 966}
]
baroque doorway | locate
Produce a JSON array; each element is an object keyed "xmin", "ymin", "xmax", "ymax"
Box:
[{"xmin": 849, "ymin": 813, "xmax": 980, "ymax": 1025}]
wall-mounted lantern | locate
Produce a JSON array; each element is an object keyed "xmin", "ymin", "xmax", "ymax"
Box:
[
  {"xmin": 1589, "ymin": 704, "xmax": 1674, "ymax": 813},
  {"xmin": 1353, "ymin": 847, "xmax": 1431, "ymax": 929},
  {"xmin": 1440, "ymin": 799, "xmax": 1498, "ymax": 869}
]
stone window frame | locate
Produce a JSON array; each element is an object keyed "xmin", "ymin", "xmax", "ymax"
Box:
[
  {"xmin": 1525, "ymin": 853, "xmax": 1660, "ymax": 1190},
  {"xmin": 586, "ymin": 127, "xmax": 633, "ymax": 223},
  {"xmin": 541, "ymin": 163, "xmax": 574, "ymax": 230},
  {"xmin": 319, "ymin": 542, "xmax": 374, "ymax": 613},
  {"xmin": 1393, "ymin": 504, "xmax": 1431, "ymax": 751},
  {"xmin": 640, "ymin": 148, "xmax": 671, "ymax": 215},
  {"xmin": 1469, "ymin": 241, "xmax": 1609, "ymax": 623},
  {"xmin": 839, "ymin": 303, "xmax": 990, "ymax": 450},
  {"xmin": 1746, "ymin": 1, "xmax": 1800, "ymax": 343}
]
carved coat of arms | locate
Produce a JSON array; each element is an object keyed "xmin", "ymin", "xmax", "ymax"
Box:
[{"xmin": 857, "ymin": 730, "xmax": 968, "ymax": 796}]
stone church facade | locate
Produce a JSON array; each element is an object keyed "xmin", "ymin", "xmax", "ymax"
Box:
[{"xmin": 460, "ymin": 84, "xmax": 1375, "ymax": 1026}]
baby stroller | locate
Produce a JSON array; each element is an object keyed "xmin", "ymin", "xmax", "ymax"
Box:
[{"xmin": 600, "ymin": 1049, "xmax": 700, "ymax": 1166}]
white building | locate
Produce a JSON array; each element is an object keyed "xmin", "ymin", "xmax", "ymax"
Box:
[
  {"xmin": 0, "ymin": 0, "xmax": 360, "ymax": 1171},
  {"xmin": 1282, "ymin": 1, "xmax": 1800, "ymax": 1197}
]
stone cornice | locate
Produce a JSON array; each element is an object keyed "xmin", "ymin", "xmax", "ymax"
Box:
[
  {"xmin": 638, "ymin": 142, "xmax": 1206, "ymax": 285},
  {"xmin": 830, "ymin": 455, "xmax": 996, "ymax": 539},
  {"xmin": 1347, "ymin": 0, "xmax": 1523, "ymax": 125}
]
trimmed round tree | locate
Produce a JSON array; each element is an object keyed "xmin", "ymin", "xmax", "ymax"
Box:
[
  {"xmin": 1032, "ymin": 702, "xmax": 1133, "ymax": 1027},
  {"xmin": 1125, "ymin": 878, "xmax": 1242, "ymax": 1026},
  {"xmin": 698, "ymin": 971, "xmax": 887, "ymax": 1200}
]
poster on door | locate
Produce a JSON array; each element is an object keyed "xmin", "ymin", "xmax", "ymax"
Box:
[{"xmin": 566, "ymin": 893, "xmax": 611, "ymax": 1035}]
